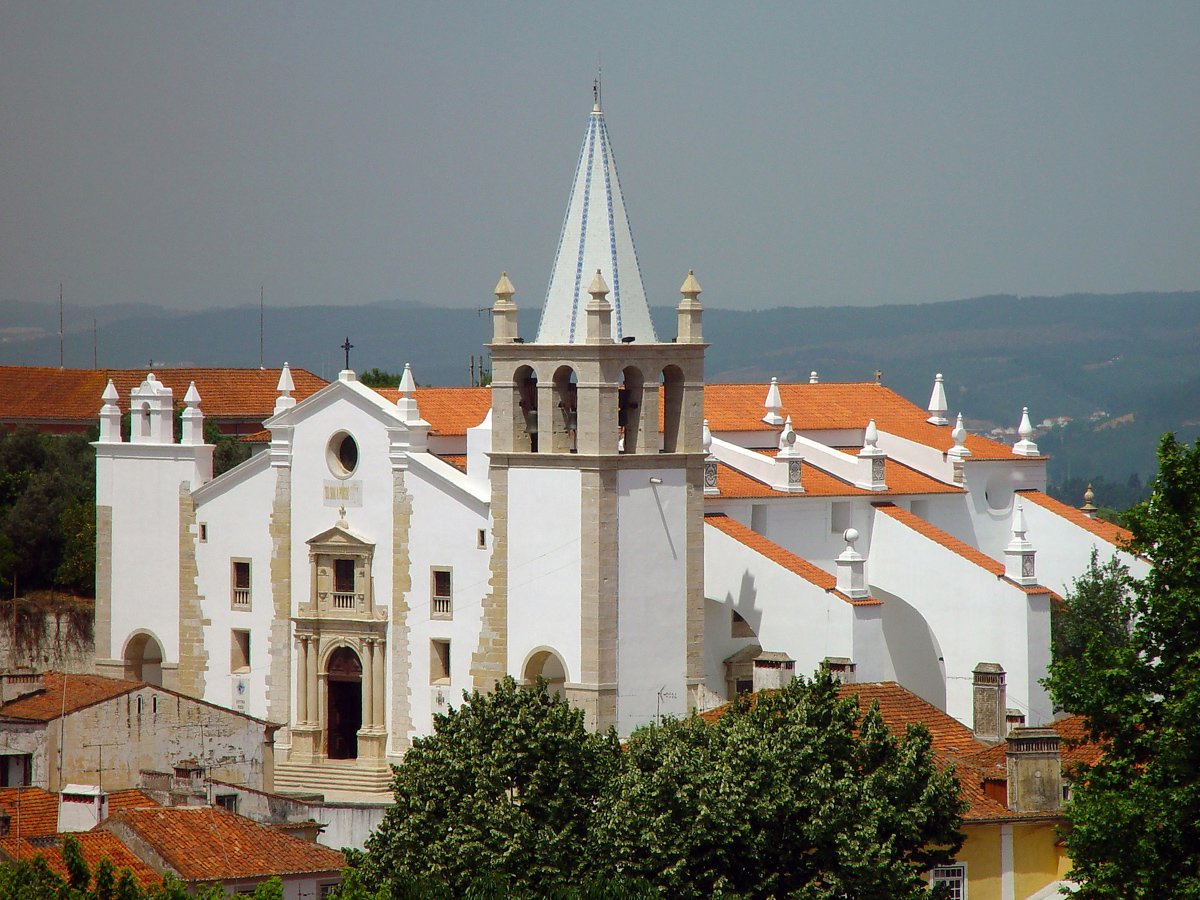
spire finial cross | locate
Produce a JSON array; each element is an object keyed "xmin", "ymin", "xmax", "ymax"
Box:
[{"xmin": 341, "ymin": 336, "xmax": 354, "ymax": 371}]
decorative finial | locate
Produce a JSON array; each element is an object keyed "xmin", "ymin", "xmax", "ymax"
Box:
[
  {"xmin": 874, "ymin": 369, "xmax": 883, "ymax": 385},
  {"xmin": 276, "ymin": 362, "xmax": 294, "ymax": 396},
  {"xmin": 1081, "ymin": 483, "xmax": 1098, "ymax": 518},
  {"xmin": 1013, "ymin": 407, "xmax": 1040, "ymax": 456},
  {"xmin": 809, "ymin": 371, "xmax": 819, "ymax": 384},
  {"xmin": 863, "ymin": 419, "xmax": 879, "ymax": 451},
  {"xmin": 493, "ymin": 271, "xmax": 516, "ymax": 303},
  {"xmin": 927, "ymin": 373, "xmax": 949, "ymax": 425},
  {"xmin": 702, "ymin": 418, "xmax": 712, "ymax": 454},
  {"xmin": 341, "ymin": 337, "xmax": 354, "ymax": 372},
  {"xmin": 762, "ymin": 376, "xmax": 784, "ymax": 426},
  {"xmin": 184, "ymin": 382, "xmax": 201, "ymax": 406},
  {"xmin": 588, "ymin": 269, "xmax": 610, "ymax": 299},
  {"xmin": 679, "ymin": 269, "xmax": 702, "ymax": 299},
  {"xmin": 399, "ymin": 362, "xmax": 416, "ymax": 396},
  {"xmin": 948, "ymin": 412, "xmax": 972, "ymax": 459}
]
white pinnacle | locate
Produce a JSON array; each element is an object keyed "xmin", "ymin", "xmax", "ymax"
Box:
[
  {"xmin": 763, "ymin": 376, "xmax": 784, "ymax": 426},
  {"xmin": 927, "ymin": 373, "xmax": 949, "ymax": 426}
]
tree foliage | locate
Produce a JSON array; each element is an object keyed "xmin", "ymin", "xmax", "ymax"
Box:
[
  {"xmin": 1045, "ymin": 434, "xmax": 1200, "ymax": 898},
  {"xmin": 355, "ymin": 673, "xmax": 964, "ymax": 898}
]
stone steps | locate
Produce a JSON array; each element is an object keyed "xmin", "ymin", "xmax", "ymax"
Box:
[{"xmin": 274, "ymin": 758, "xmax": 392, "ymax": 795}]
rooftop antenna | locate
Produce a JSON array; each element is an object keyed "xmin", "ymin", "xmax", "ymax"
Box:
[
  {"xmin": 595, "ymin": 57, "xmax": 602, "ymax": 109},
  {"xmin": 59, "ymin": 283, "xmax": 64, "ymax": 369},
  {"xmin": 259, "ymin": 284, "xmax": 265, "ymax": 370}
]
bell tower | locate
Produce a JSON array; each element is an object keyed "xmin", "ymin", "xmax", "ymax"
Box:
[{"xmin": 472, "ymin": 98, "xmax": 707, "ymax": 733}]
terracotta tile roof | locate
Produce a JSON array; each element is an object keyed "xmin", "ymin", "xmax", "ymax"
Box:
[
  {"xmin": 0, "ymin": 366, "xmax": 326, "ymax": 425},
  {"xmin": 0, "ymin": 672, "xmax": 142, "ymax": 722},
  {"xmin": 436, "ymin": 454, "xmax": 468, "ymax": 473},
  {"xmin": 712, "ymin": 455, "xmax": 960, "ymax": 500},
  {"xmin": 704, "ymin": 513, "xmax": 879, "ymax": 606},
  {"xmin": 703, "ymin": 382, "xmax": 1018, "ymax": 460},
  {"xmin": 967, "ymin": 714, "xmax": 1103, "ymax": 772},
  {"xmin": 1016, "ymin": 489, "xmax": 1133, "ymax": 549},
  {"xmin": 373, "ymin": 386, "xmax": 491, "ymax": 436},
  {"xmin": 101, "ymin": 806, "xmax": 344, "ymax": 882},
  {"xmin": 0, "ymin": 831, "xmax": 161, "ymax": 886},
  {"xmin": 0, "ymin": 788, "xmax": 158, "ymax": 838}
]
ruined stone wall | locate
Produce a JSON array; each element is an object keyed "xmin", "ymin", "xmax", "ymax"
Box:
[{"xmin": 0, "ymin": 605, "xmax": 95, "ymax": 675}]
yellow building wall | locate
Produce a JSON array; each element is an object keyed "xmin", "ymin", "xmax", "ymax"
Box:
[{"xmin": 959, "ymin": 826, "xmax": 1002, "ymax": 900}]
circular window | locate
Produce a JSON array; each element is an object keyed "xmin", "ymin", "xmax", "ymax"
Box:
[{"xmin": 327, "ymin": 431, "xmax": 359, "ymax": 478}]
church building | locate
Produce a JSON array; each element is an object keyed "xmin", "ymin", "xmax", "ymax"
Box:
[{"xmin": 92, "ymin": 98, "xmax": 1145, "ymax": 795}]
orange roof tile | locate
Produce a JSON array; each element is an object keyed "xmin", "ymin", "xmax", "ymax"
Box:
[
  {"xmin": 372, "ymin": 386, "xmax": 491, "ymax": 436},
  {"xmin": 1017, "ymin": 489, "xmax": 1133, "ymax": 549},
  {"xmin": 0, "ymin": 788, "xmax": 158, "ymax": 838},
  {"xmin": 712, "ymin": 455, "xmax": 960, "ymax": 500},
  {"xmin": 872, "ymin": 502, "xmax": 1050, "ymax": 595},
  {"xmin": 101, "ymin": 806, "xmax": 344, "ymax": 882},
  {"xmin": 704, "ymin": 513, "xmax": 879, "ymax": 606},
  {"xmin": 0, "ymin": 672, "xmax": 141, "ymax": 722},
  {"xmin": 0, "ymin": 366, "xmax": 326, "ymax": 426},
  {"xmin": 703, "ymin": 382, "xmax": 1019, "ymax": 460},
  {"xmin": 0, "ymin": 831, "xmax": 162, "ymax": 886},
  {"xmin": 436, "ymin": 454, "xmax": 468, "ymax": 473}
]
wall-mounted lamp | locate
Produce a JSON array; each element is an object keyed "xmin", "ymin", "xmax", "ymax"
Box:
[{"xmin": 648, "ymin": 476, "xmax": 663, "ymax": 485}]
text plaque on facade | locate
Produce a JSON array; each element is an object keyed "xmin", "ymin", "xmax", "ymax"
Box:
[{"xmin": 323, "ymin": 480, "xmax": 363, "ymax": 507}]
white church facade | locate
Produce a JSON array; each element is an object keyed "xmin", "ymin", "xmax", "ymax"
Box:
[{"xmin": 93, "ymin": 100, "xmax": 1145, "ymax": 795}]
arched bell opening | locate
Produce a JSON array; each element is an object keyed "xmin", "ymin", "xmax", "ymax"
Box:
[
  {"xmin": 552, "ymin": 366, "xmax": 578, "ymax": 453},
  {"xmin": 619, "ymin": 366, "xmax": 644, "ymax": 453},
  {"xmin": 122, "ymin": 632, "xmax": 164, "ymax": 686},
  {"xmin": 326, "ymin": 646, "xmax": 363, "ymax": 760},
  {"xmin": 522, "ymin": 648, "xmax": 569, "ymax": 698},
  {"xmin": 513, "ymin": 365, "xmax": 538, "ymax": 452},
  {"xmin": 661, "ymin": 365, "xmax": 685, "ymax": 453}
]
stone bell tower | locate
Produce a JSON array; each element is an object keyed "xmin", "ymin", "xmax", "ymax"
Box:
[{"xmin": 472, "ymin": 98, "xmax": 707, "ymax": 734}]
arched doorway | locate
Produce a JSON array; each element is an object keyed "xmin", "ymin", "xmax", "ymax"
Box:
[
  {"xmin": 123, "ymin": 633, "xmax": 163, "ymax": 686},
  {"xmin": 522, "ymin": 649, "xmax": 568, "ymax": 698},
  {"xmin": 326, "ymin": 647, "xmax": 362, "ymax": 760}
]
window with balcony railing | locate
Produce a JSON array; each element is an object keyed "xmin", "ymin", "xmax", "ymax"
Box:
[
  {"xmin": 431, "ymin": 568, "xmax": 453, "ymax": 619},
  {"xmin": 231, "ymin": 560, "xmax": 251, "ymax": 609},
  {"xmin": 332, "ymin": 558, "xmax": 357, "ymax": 609}
]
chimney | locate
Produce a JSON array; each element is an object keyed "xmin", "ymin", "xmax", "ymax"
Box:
[
  {"xmin": 1006, "ymin": 708, "xmax": 1026, "ymax": 735},
  {"xmin": 1006, "ymin": 727, "xmax": 1063, "ymax": 813},
  {"xmin": 821, "ymin": 657, "xmax": 857, "ymax": 683},
  {"xmin": 752, "ymin": 651, "xmax": 795, "ymax": 693},
  {"xmin": 0, "ymin": 672, "xmax": 44, "ymax": 704},
  {"xmin": 972, "ymin": 663, "xmax": 1006, "ymax": 744},
  {"xmin": 58, "ymin": 785, "xmax": 108, "ymax": 832}
]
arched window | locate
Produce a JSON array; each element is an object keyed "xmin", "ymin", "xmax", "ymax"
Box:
[
  {"xmin": 620, "ymin": 366, "xmax": 644, "ymax": 453},
  {"xmin": 661, "ymin": 365, "xmax": 685, "ymax": 453},
  {"xmin": 513, "ymin": 366, "xmax": 537, "ymax": 452},
  {"xmin": 552, "ymin": 366, "xmax": 578, "ymax": 453},
  {"xmin": 123, "ymin": 633, "xmax": 164, "ymax": 686}
]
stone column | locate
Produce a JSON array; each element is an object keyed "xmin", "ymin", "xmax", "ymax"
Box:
[
  {"xmin": 297, "ymin": 638, "xmax": 309, "ymax": 723},
  {"xmin": 307, "ymin": 639, "xmax": 319, "ymax": 729},
  {"xmin": 372, "ymin": 640, "xmax": 386, "ymax": 730},
  {"xmin": 361, "ymin": 639, "xmax": 375, "ymax": 729}
]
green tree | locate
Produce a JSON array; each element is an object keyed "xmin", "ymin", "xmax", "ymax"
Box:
[
  {"xmin": 591, "ymin": 673, "xmax": 965, "ymax": 899},
  {"xmin": 358, "ymin": 368, "xmax": 403, "ymax": 389},
  {"xmin": 1045, "ymin": 435, "xmax": 1200, "ymax": 898},
  {"xmin": 361, "ymin": 677, "xmax": 622, "ymax": 896}
]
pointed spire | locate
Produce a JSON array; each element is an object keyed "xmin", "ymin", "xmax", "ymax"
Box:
[
  {"xmin": 677, "ymin": 269, "xmax": 703, "ymax": 343},
  {"xmin": 99, "ymin": 379, "xmax": 122, "ymax": 443},
  {"xmin": 1081, "ymin": 484, "xmax": 1098, "ymax": 519},
  {"xmin": 948, "ymin": 412, "xmax": 972, "ymax": 459},
  {"xmin": 274, "ymin": 363, "xmax": 296, "ymax": 415},
  {"xmin": 181, "ymin": 381, "xmax": 204, "ymax": 445},
  {"xmin": 1005, "ymin": 501, "xmax": 1037, "ymax": 585},
  {"xmin": 809, "ymin": 371, "xmax": 819, "ymax": 384},
  {"xmin": 927, "ymin": 373, "xmax": 949, "ymax": 425},
  {"xmin": 585, "ymin": 269, "xmax": 613, "ymax": 343},
  {"xmin": 491, "ymin": 271, "xmax": 520, "ymax": 343},
  {"xmin": 762, "ymin": 377, "xmax": 784, "ymax": 426},
  {"xmin": 535, "ymin": 99, "xmax": 657, "ymax": 344},
  {"xmin": 397, "ymin": 362, "xmax": 421, "ymax": 423},
  {"xmin": 1013, "ymin": 407, "xmax": 1040, "ymax": 456}
]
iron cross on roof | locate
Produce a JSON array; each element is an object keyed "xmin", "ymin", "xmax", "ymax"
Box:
[{"xmin": 341, "ymin": 337, "xmax": 354, "ymax": 371}]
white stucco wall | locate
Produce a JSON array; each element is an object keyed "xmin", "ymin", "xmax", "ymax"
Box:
[
  {"xmin": 615, "ymin": 468, "xmax": 687, "ymax": 732},
  {"xmin": 1020, "ymin": 501, "xmax": 1149, "ymax": 597},
  {"xmin": 506, "ymin": 467, "xmax": 583, "ymax": 687}
]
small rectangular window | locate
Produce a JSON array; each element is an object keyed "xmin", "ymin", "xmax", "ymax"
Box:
[
  {"xmin": 231, "ymin": 559, "xmax": 251, "ymax": 609},
  {"xmin": 830, "ymin": 501, "xmax": 851, "ymax": 535},
  {"xmin": 431, "ymin": 568, "xmax": 453, "ymax": 620},
  {"xmin": 215, "ymin": 794, "xmax": 238, "ymax": 813},
  {"xmin": 231, "ymin": 629, "xmax": 251, "ymax": 673},
  {"xmin": 430, "ymin": 639, "xmax": 451, "ymax": 684},
  {"xmin": 930, "ymin": 864, "xmax": 966, "ymax": 899},
  {"xmin": 334, "ymin": 558, "xmax": 355, "ymax": 593},
  {"xmin": 477, "ymin": 528, "xmax": 487, "ymax": 550},
  {"xmin": 0, "ymin": 754, "xmax": 33, "ymax": 788},
  {"xmin": 198, "ymin": 523, "xmax": 208, "ymax": 542}
]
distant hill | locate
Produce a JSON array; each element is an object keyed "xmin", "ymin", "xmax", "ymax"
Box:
[{"xmin": 4, "ymin": 291, "xmax": 1198, "ymax": 495}]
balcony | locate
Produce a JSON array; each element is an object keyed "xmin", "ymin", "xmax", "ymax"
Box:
[{"xmin": 232, "ymin": 588, "xmax": 251, "ymax": 608}]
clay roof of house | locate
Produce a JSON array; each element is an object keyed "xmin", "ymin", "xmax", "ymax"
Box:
[
  {"xmin": 702, "ymin": 382, "xmax": 1022, "ymax": 460},
  {"xmin": 0, "ymin": 831, "xmax": 162, "ymax": 886},
  {"xmin": 101, "ymin": 806, "xmax": 345, "ymax": 882},
  {"xmin": 0, "ymin": 673, "xmax": 142, "ymax": 722},
  {"xmin": 699, "ymin": 681, "xmax": 1068, "ymax": 823},
  {"xmin": 0, "ymin": 366, "xmax": 326, "ymax": 425},
  {"xmin": 437, "ymin": 454, "xmax": 468, "ymax": 473},
  {"xmin": 0, "ymin": 788, "xmax": 158, "ymax": 838},
  {"xmin": 1016, "ymin": 489, "xmax": 1133, "ymax": 549},
  {"xmin": 373, "ymin": 386, "xmax": 492, "ymax": 436},
  {"xmin": 712, "ymin": 455, "xmax": 960, "ymax": 500},
  {"xmin": 704, "ymin": 513, "xmax": 879, "ymax": 606},
  {"xmin": 0, "ymin": 672, "xmax": 279, "ymax": 729},
  {"xmin": 966, "ymin": 714, "xmax": 1103, "ymax": 773}
]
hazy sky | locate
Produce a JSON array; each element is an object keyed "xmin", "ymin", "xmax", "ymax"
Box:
[{"xmin": 2, "ymin": 3, "xmax": 1197, "ymax": 313}]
